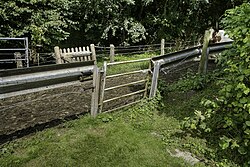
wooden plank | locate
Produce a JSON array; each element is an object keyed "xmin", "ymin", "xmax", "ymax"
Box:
[
  {"xmin": 63, "ymin": 48, "xmax": 67, "ymax": 63},
  {"xmin": 106, "ymin": 69, "xmax": 150, "ymax": 79},
  {"xmin": 98, "ymin": 61, "xmax": 107, "ymax": 113},
  {"xmin": 198, "ymin": 30, "xmax": 211, "ymax": 74},
  {"xmin": 149, "ymin": 61, "xmax": 160, "ymax": 98},
  {"xmin": 79, "ymin": 47, "xmax": 83, "ymax": 61},
  {"xmin": 87, "ymin": 46, "xmax": 91, "ymax": 60},
  {"xmin": 110, "ymin": 44, "xmax": 115, "ymax": 62},
  {"xmin": 91, "ymin": 65, "xmax": 99, "ymax": 117},
  {"xmin": 83, "ymin": 47, "xmax": 87, "ymax": 61},
  {"xmin": 90, "ymin": 44, "xmax": 96, "ymax": 64},
  {"xmin": 54, "ymin": 46, "xmax": 62, "ymax": 64},
  {"xmin": 161, "ymin": 39, "xmax": 165, "ymax": 56},
  {"xmin": 103, "ymin": 89, "xmax": 145, "ymax": 104},
  {"xmin": 104, "ymin": 79, "xmax": 147, "ymax": 91},
  {"xmin": 104, "ymin": 100, "xmax": 142, "ymax": 113},
  {"xmin": 107, "ymin": 58, "xmax": 151, "ymax": 66},
  {"xmin": 75, "ymin": 47, "xmax": 79, "ymax": 61},
  {"xmin": 14, "ymin": 52, "xmax": 23, "ymax": 68},
  {"xmin": 71, "ymin": 48, "xmax": 76, "ymax": 62}
]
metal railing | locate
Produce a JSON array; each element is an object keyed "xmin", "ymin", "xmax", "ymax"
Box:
[
  {"xmin": 0, "ymin": 37, "xmax": 29, "ymax": 67},
  {"xmin": 0, "ymin": 61, "xmax": 95, "ymax": 99},
  {"xmin": 149, "ymin": 41, "xmax": 233, "ymax": 97}
]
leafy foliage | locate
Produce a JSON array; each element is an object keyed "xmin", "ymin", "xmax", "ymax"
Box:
[
  {"xmin": 160, "ymin": 71, "xmax": 220, "ymax": 93},
  {"xmin": 0, "ymin": 0, "xmax": 245, "ymax": 48},
  {"xmin": 65, "ymin": 0, "xmax": 245, "ymax": 46},
  {"xmin": 183, "ymin": 3, "xmax": 250, "ymax": 166},
  {"xmin": 0, "ymin": 0, "xmax": 77, "ymax": 48}
]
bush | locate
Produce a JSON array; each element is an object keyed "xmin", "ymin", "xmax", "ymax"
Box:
[{"xmin": 183, "ymin": 3, "xmax": 250, "ymax": 166}]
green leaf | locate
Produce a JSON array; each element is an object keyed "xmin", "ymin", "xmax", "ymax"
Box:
[
  {"xmin": 246, "ymin": 121, "xmax": 250, "ymax": 127},
  {"xmin": 240, "ymin": 97, "xmax": 248, "ymax": 104},
  {"xmin": 238, "ymin": 146, "xmax": 247, "ymax": 155},
  {"xmin": 244, "ymin": 129, "xmax": 250, "ymax": 135}
]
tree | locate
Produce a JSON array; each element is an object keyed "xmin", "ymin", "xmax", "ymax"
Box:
[
  {"xmin": 64, "ymin": 0, "xmax": 149, "ymax": 46},
  {"xmin": 0, "ymin": 0, "xmax": 77, "ymax": 50},
  {"xmin": 65, "ymin": 0, "xmax": 244, "ymax": 46}
]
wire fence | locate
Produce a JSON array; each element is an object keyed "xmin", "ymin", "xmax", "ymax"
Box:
[
  {"xmin": 95, "ymin": 40, "xmax": 200, "ymax": 58},
  {"xmin": 2, "ymin": 40, "xmax": 199, "ymax": 67}
]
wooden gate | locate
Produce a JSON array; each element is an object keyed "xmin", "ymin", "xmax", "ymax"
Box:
[{"xmin": 98, "ymin": 58, "xmax": 152, "ymax": 113}]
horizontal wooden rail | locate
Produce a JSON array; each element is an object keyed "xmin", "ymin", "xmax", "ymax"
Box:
[
  {"xmin": 106, "ymin": 69, "xmax": 150, "ymax": 79},
  {"xmin": 104, "ymin": 100, "xmax": 142, "ymax": 113},
  {"xmin": 103, "ymin": 89, "xmax": 145, "ymax": 104},
  {"xmin": 107, "ymin": 58, "xmax": 151, "ymax": 66},
  {"xmin": 104, "ymin": 79, "xmax": 146, "ymax": 91}
]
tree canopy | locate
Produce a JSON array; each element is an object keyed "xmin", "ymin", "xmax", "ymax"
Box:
[
  {"xmin": 0, "ymin": 0, "xmax": 245, "ymax": 49},
  {"xmin": 0, "ymin": 0, "xmax": 76, "ymax": 49}
]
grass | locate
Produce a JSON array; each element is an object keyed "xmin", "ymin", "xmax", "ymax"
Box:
[
  {"xmin": 0, "ymin": 92, "xmax": 211, "ymax": 167},
  {"xmin": 97, "ymin": 52, "xmax": 156, "ymax": 74}
]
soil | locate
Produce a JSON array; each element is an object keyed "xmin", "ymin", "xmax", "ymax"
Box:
[{"xmin": 0, "ymin": 72, "xmax": 147, "ymax": 140}]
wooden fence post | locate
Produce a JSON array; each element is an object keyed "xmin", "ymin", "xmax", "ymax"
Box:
[
  {"xmin": 14, "ymin": 52, "xmax": 23, "ymax": 68},
  {"xmin": 110, "ymin": 44, "xmax": 115, "ymax": 63},
  {"xmin": 161, "ymin": 39, "xmax": 165, "ymax": 56},
  {"xmin": 149, "ymin": 61, "xmax": 161, "ymax": 98},
  {"xmin": 198, "ymin": 30, "xmax": 212, "ymax": 74},
  {"xmin": 90, "ymin": 44, "xmax": 97, "ymax": 64},
  {"xmin": 91, "ymin": 65, "xmax": 100, "ymax": 117},
  {"xmin": 54, "ymin": 46, "xmax": 62, "ymax": 64},
  {"xmin": 99, "ymin": 61, "xmax": 107, "ymax": 113}
]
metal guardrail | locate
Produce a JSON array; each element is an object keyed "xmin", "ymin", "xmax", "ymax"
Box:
[
  {"xmin": 149, "ymin": 41, "xmax": 233, "ymax": 98},
  {"xmin": 152, "ymin": 41, "xmax": 233, "ymax": 66},
  {"xmin": 0, "ymin": 61, "xmax": 95, "ymax": 99}
]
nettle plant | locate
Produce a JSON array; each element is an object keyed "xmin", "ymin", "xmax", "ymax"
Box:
[{"xmin": 183, "ymin": 3, "xmax": 250, "ymax": 166}]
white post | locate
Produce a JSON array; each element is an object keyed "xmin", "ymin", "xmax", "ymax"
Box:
[
  {"xmin": 161, "ymin": 39, "xmax": 165, "ymax": 56},
  {"xmin": 54, "ymin": 46, "xmax": 62, "ymax": 64},
  {"xmin": 110, "ymin": 44, "xmax": 115, "ymax": 62},
  {"xmin": 90, "ymin": 44, "xmax": 97, "ymax": 64}
]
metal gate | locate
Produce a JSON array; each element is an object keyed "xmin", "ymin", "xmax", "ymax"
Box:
[
  {"xmin": 98, "ymin": 58, "xmax": 152, "ymax": 113},
  {"xmin": 0, "ymin": 37, "xmax": 29, "ymax": 68}
]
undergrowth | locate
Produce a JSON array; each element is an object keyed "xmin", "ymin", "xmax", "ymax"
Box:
[{"xmin": 159, "ymin": 69, "xmax": 240, "ymax": 166}]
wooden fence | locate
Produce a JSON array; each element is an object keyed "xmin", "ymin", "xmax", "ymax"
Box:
[{"xmin": 54, "ymin": 44, "xmax": 96, "ymax": 64}]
